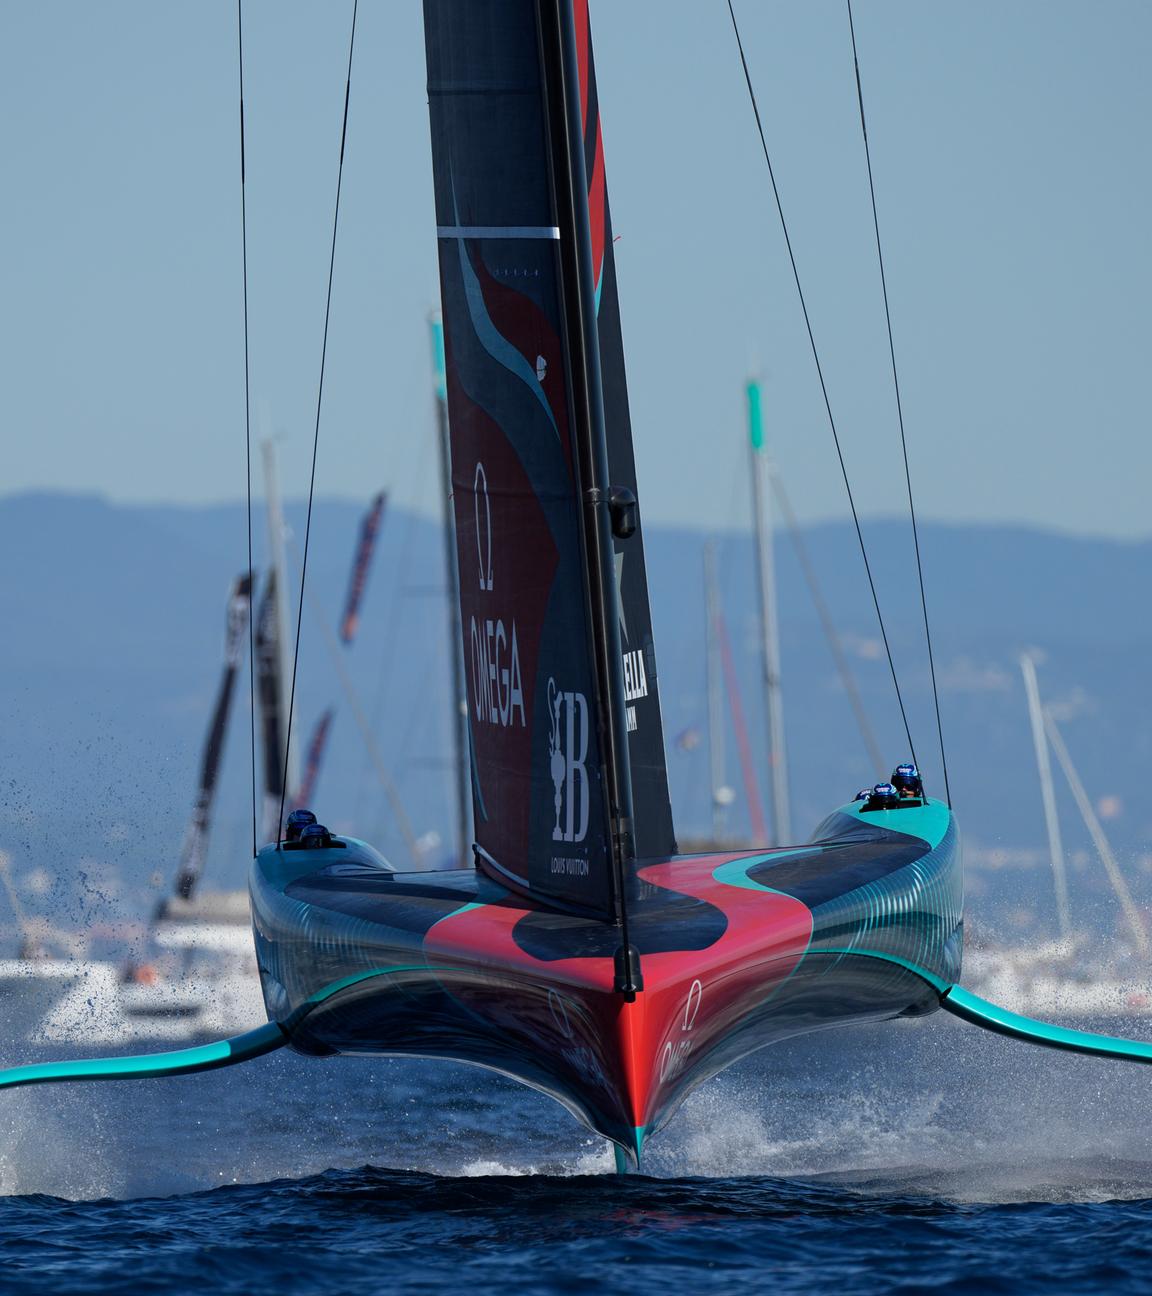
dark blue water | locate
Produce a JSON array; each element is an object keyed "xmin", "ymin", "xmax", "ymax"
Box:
[{"xmin": 5, "ymin": 1013, "xmax": 1152, "ymax": 1293}]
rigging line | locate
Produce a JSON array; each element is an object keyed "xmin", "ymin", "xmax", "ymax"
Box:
[
  {"xmin": 846, "ymin": 0, "xmax": 951, "ymax": 807},
  {"xmin": 724, "ymin": 0, "xmax": 918, "ymax": 773},
  {"xmin": 277, "ymin": 0, "xmax": 359, "ymax": 843},
  {"xmin": 769, "ymin": 470, "xmax": 886, "ymax": 779},
  {"xmin": 237, "ymin": 0, "xmax": 257, "ymax": 858}
]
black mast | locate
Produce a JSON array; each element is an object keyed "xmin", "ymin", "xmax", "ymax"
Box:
[
  {"xmin": 539, "ymin": 0, "xmax": 638, "ymax": 983},
  {"xmin": 430, "ymin": 311, "xmax": 473, "ymax": 868}
]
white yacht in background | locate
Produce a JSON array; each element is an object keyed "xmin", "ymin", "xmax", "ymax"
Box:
[
  {"xmin": 965, "ymin": 937, "xmax": 1152, "ymax": 1020},
  {"xmin": 0, "ymin": 850, "xmax": 131, "ymax": 1049},
  {"xmin": 964, "ymin": 654, "xmax": 1152, "ymax": 1020},
  {"xmin": 119, "ymin": 891, "xmax": 265, "ymax": 1040},
  {"xmin": 0, "ymin": 572, "xmax": 263, "ymax": 1049},
  {"xmin": 0, "ymin": 956, "xmax": 130, "ymax": 1048},
  {"xmin": 115, "ymin": 567, "xmax": 266, "ymax": 1042}
]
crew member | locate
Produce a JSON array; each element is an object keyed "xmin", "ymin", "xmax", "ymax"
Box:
[
  {"xmin": 285, "ymin": 809, "xmax": 317, "ymax": 842},
  {"xmin": 890, "ymin": 763, "xmax": 923, "ymax": 800},
  {"xmin": 300, "ymin": 823, "xmax": 333, "ymax": 849},
  {"xmin": 864, "ymin": 782, "xmax": 900, "ymax": 811}
]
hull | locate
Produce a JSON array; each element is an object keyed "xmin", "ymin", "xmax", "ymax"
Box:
[{"xmin": 250, "ymin": 800, "xmax": 961, "ymax": 1163}]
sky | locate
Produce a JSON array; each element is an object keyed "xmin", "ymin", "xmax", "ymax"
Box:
[{"xmin": 1, "ymin": 1, "xmax": 1149, "ymax": 538}]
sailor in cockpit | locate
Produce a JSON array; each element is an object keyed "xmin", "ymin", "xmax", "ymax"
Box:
[
  {"xmin": 285, "ymin": 809, "xmax": 317, "ymax": 842},
  {"xmin": 890, "ymin": 763, "xmax": 923, "ymax": 801}
]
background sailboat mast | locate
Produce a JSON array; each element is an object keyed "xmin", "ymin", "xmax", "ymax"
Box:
[
  {"xmin": 429, "ymin": 310, "xmax": 472, "ymax": 867},
  {"xmin": 704, "ymin": 540, "xmax": 729, "ymax": 844},
  {"xmin": 261, "ymin": 437, "xmax": 298, "ymax": 800},
  {"xmin": 172, "ymin": 574, "xmax": 253, "ymax": 903},
  {"xmin": 1043, "ymin": 707, "xmax": 1149, "ymax": 958},
  {"xmin": 747, "ymin": 378, "xmax": 790, "ymax": 846},
  {"xmin": 1019, "ymin": 652, "xmax": 1072, "ymax": 942}
]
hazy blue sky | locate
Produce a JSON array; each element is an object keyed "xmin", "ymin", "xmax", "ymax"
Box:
[{"xmin": 1, "ymin": 2, "xmax": 1148, "ymax": 537}]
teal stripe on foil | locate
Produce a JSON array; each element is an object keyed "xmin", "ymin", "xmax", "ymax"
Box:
[
  {"xmin": 0, "ymin": 1021, "xmax": 288, "ymax": 1092},
  {"xmin": 942, "ymin": 984, "xmax": 1152, "ymax": 1063}
]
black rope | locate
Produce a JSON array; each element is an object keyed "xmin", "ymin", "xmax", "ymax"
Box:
[
  {"xmin": 724, "ymin": 0, "xmax": 918, "ymax": 771},
  {"xmin": 237, "ymin": 0, "xmax": 257, "ymax": 857},
  {"xmin": 277, "ymin": 0, "xmax": 359, "ymax": 844},
  {"xmin": 846, "ymin": 0, "xmax": 951, "ymax": 807},
  {"xmin": 770, "ymin": 469, "xmax": 886, "ymax": 779}
]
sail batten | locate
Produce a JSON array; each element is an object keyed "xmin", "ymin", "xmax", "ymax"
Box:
[{"xmin": 437, "ymin": 225, "xmax": 561, "ymax": 240}]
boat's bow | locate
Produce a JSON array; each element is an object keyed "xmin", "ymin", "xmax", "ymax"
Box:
[{"xmin": 247, "ymin": 799, "xmax": 961, "ymax": 1162}]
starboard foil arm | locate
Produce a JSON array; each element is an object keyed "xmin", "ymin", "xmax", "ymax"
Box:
[{"xmin": 0, "ymin": 1021, "xmax": 288, "ymax": 1092}]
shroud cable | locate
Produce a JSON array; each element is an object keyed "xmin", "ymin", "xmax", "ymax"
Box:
[
  {"xmin": 724, "ymin": 0, "xmax": 918, "ymax": 772},
  {"xmin": 277, "ymin": 0, "xmax": 360, "ymax": 843},
  {"xmin": 846, "ymin": 0, "xmax": 951, "ymax": 805}
]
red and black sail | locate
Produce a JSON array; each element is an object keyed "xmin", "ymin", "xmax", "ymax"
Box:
[
  {"xmin": 295, "ymin": 707, "xmax": 334, "ymax": 811},
  {"xmin": 173, "ymin": 572, "xmax": 252, "ymax": 900},
  {"xmin": 423, "ymin": 0, "xmax": 674, "ymax": 919},
  {"xmin": 339, "ymin": 491, "xmax": 386, "ymax": 646}
]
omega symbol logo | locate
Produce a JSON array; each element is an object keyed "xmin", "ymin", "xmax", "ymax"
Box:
[
  {"xmin": 548, "ymin": 678, "xmax": 589, "ymax": 843},
  {"xmin": 660, "ymin": 979, "xmax": 703, "ymax": 1083},
  {"xmin": 474, "ymin": 461, "xmax": 493, "ymax": 592},
  {"xmin": 682, "ymin": 979, "xmax": 703, "ymax": 1030}
]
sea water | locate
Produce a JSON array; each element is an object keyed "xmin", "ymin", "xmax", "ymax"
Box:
[{"xmin": 3, "ymin": 1011, "xmax": 1152, "ymax": 1294}]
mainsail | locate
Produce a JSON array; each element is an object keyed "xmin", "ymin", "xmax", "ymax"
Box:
[
  {"xmin": 173, "ymin": 573, "xmax": 252, "ymax": 900},
  {"xmin": 424, "ymin": 0, "xmax": 674, "ymax": 917}
]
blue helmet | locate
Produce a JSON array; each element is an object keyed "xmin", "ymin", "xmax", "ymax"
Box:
[
  {"xmin": 285, "ymin": 808, "xmax": 317, "ymax": 842},
  {"xmin": 891, "ymin": 763, "xmax": 921, "ymax": 795},
  {"xmin": 868, "ymin": 782, "xmax": 900, "ymax": 809},
  {"xmin": 300, "ymin": 823, "xmax": 332, "ymax": 849},
  {"xmin": 854, "ymin": 788, "xmax": 873, "ymax": 801}
]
